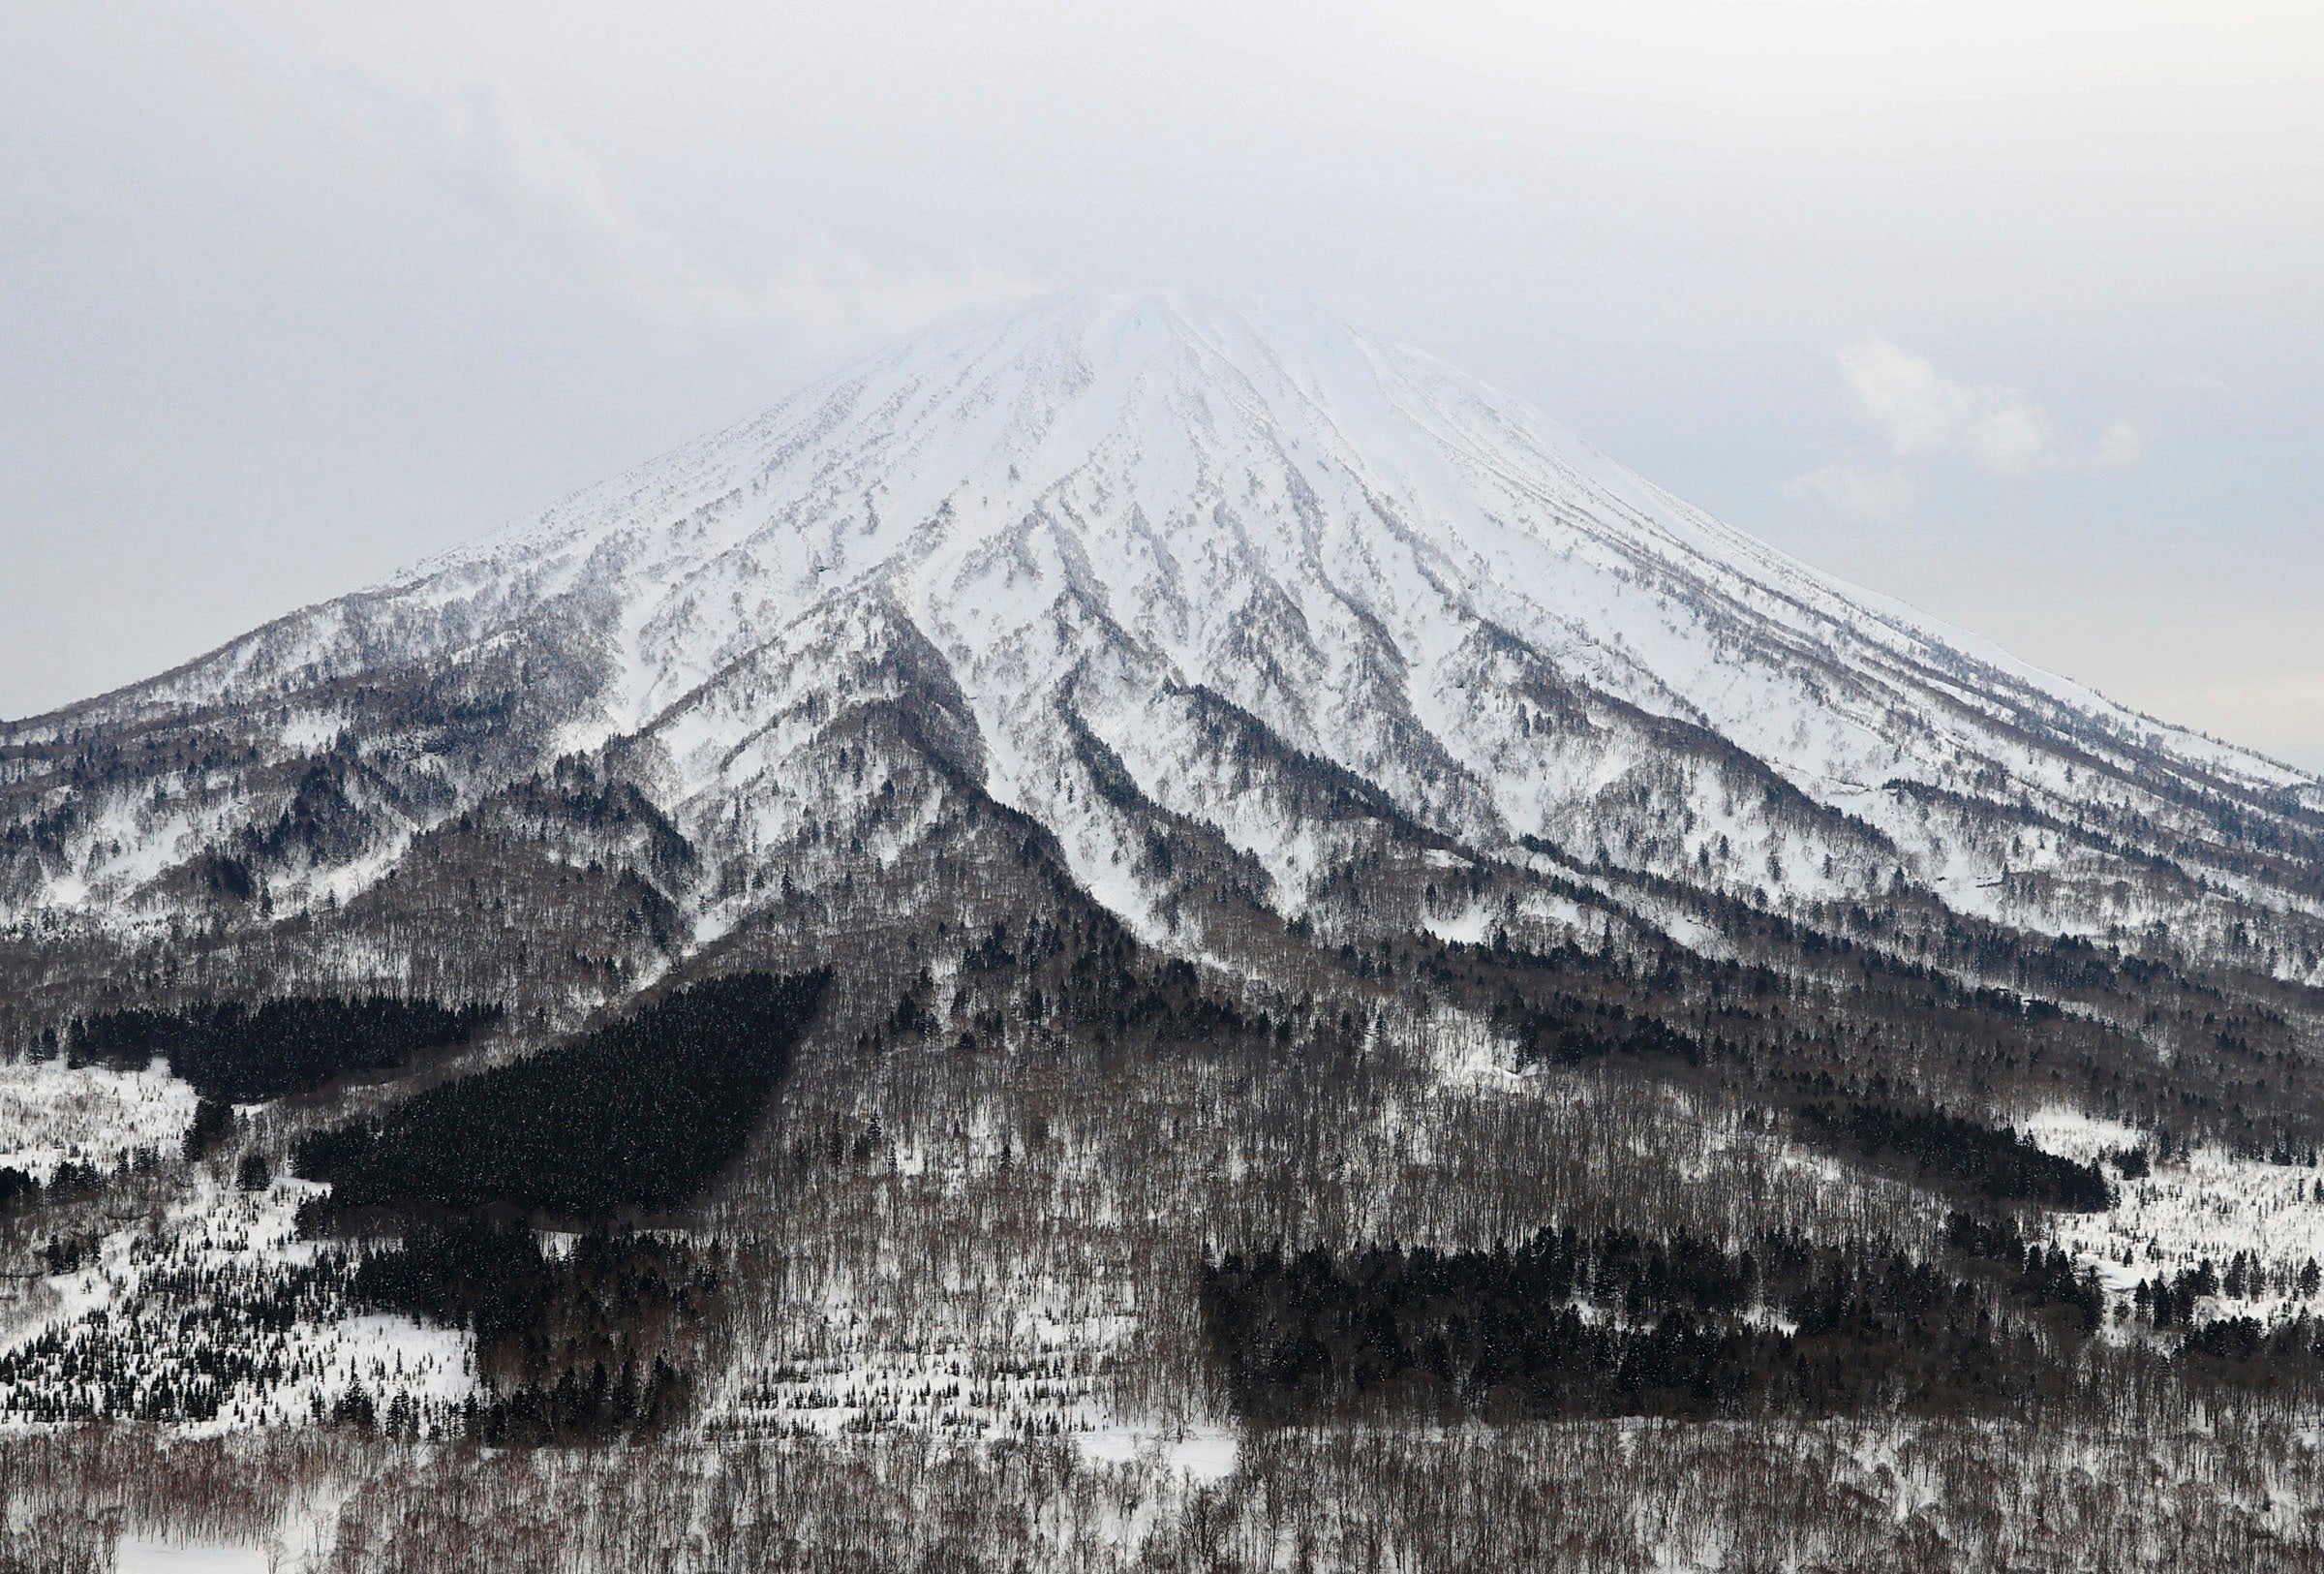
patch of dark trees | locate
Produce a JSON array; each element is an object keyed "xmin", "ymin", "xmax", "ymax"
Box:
[
  {"xmin": 0, "ymin": 1157, "xmax": 131, "ymax": 1223},
  {"xmin": 1800, "ymin": 1101, "xmax": 2113, "ymax": 1211},
  {"xmin": 38, "ymin": 1230, "xmax": 103, "ymax": 1275},
  {"xmin": 1055, "ymin": 949, "xmax": 1272, "ymax": 1050},
  {"xmin": 510, "ymin": 754, "xmax": 697, "ymax": 879},
  {"xmin": 2135, "ymin": 1249, "xmax": 2324, "ymax": 1328},
  {"xmin": 1501, "ymin": 993, "xmax": 1703, "ymax": 1068},
  {"xmin": 183, "ymin": 1096, "xmax": 236, "ymax": 1158},
  {"xmin": 2123, "ymin": 1305, "xmax": 2324, "ymax": 1406},
  {"xmin": 341, "ymin": 1219, "xmax": 714, "ymax": 1443},
  {"xmin": 247, "ymin": 755, "xmax": 378, "ymax": 866},
  {"xmin": 1940, "ymin": 1212, "xmax": 2110, "ymax": 1316},
  {"xmin": 64, "ymin": 995, "xmax": 500, "ymax": 1105},
  {"xmin": 2174, "ymin": 1314, "xmax": 2324, "ymax": 1378},
  {"xmin": 1201, "ymin": 1216, "xmax": 2109, "ymax": 1424},
  {"xmin": 295, "ymin": 970, "xmax": 827, "ymax": 1217},
  {"xmin": 0, "ymin": 1258, "xmax": 346, "ymax": 1425},
  {"xmin": 275, "ymin": 970, "xmax": 825, "ymax": 1443}
]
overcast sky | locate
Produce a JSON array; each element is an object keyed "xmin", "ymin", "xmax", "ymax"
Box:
[{"xmin": 4, "ymin": 2, "xmax": 2319, "ymax": 770}]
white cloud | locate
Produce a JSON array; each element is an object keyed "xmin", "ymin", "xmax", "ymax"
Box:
[
  {"xmin": 355, "ymin": 77, "xmax": 1028, "ymax": 341},
  {"xmin": 1835, "ymin": 338, "xmax": 2139, "ymax": 478},
  {"xmin": 2093, "ymin": 420, "xmax": 2144, "ymax": 469},
  {"xmin": 1784, "ymin": 461, "xmax": 1914, "ymax": 523}
]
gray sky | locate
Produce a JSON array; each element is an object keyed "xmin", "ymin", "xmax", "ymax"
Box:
[{"xmin": 4, "ymin": 2, "xmax": 2319, "ymax": 771}]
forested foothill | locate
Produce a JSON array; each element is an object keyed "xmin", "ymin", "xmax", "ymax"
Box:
[
  {"xmin": 12, "ymin": 1401, "xmax": 2324, "ymax": 1570},
  {"xmin": 1798, "ymin": 1100, "xmax": 2114, "ymax": 1210},
  {"xmin": 64, "ymin": 995, "xmax": 500, "ymax": 1104},
  {"xmin": 0, "ymin": 972, "xmax": 814, "ymax": 1445},
  {"xmin": 262, "ymin": 971, "xmax": 825, "ymax": 1442},
  {"xmin": 0, "ymin": 1206, "xmax": 713, "ymax": 1441},
  {"xmin": 1, "ymin": 698, "xmax": 2322, "ymax": 1567},
  {"xmin": 1367, "ymin": 891, "xmax": 2324, "ymax": 1195},
  {"xmin": 0, "ymin": 1252, "xmax": 351, "ymax": 1425}
]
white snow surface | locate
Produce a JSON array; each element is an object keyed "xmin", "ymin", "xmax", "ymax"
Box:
[
  {"xmin": 12, "ymin": 293, "xmax": 2319, "ymax": 967},
  {"xmin": 0, "ymin": 1174, "xmax": 474, "ymax": 1431},
  {"xmin": 0, "ymin": 1058, "xmax": 199, "ymax": 1179},
  {"xmin": 116, "ymin": 1541, "xmax": 269, "ymax": 1574},
  {"xmin": 2029, "ymin": 1108, "xmax": 2324, "ymax": 1315}
]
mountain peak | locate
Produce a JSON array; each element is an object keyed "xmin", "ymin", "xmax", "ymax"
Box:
[{"xmin": 4, "ymin": 297, "xmax": 2317, "ymax": 987}]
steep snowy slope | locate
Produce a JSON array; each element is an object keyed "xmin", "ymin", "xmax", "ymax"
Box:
[{"xmin": 4, "ymin": 293, "xmax": 2320, "ymax": 983}]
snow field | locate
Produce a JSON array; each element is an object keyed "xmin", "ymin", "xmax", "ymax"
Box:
[
  {"xmin": 2028, "ymin": 1107, "xmax": 2324, "ymax": 1322},
  {"xmin": 0, "ymin": 1169, "xmax": 474, "ymax": 1432},
  {"xmin": 0, "ymin": 1057, "xmax": 199, "ymax": 1180}
]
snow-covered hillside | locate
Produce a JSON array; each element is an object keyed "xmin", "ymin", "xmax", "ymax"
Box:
[
  {"xmin": 5, "ymin": 303, "xmax": 2324, "ymax": 1563},
  {"xmin": 4, "ymin": 293, "xmax": 2320, "ymax": 982}
]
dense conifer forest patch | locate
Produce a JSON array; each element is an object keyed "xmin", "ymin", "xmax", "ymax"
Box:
[
  {"xmin": 293, "ymin": 970, "xmax": 827, "ymax": 1217},
  {"xmin": 1200, "ymin": 1219, "xmax": 2111, "ymax": 1424},
  {"xmin": 1800, "ymin": 1100, "xmax": 2115, "ymax": 1210},
  {"xmin": 66, "ymin": 996, "xmax": 500, "ymax": 1104},
  {"xmin": 347, "ymin": 1220, "xmax": 717, "ymax": 1442}
]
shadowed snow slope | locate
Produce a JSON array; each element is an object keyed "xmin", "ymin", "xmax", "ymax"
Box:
[{"xmin": 5, "ymin": 294, "xmax": 2320, "ymax": 979}]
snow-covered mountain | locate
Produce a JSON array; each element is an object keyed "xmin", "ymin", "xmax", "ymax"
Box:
[
  {"xmin": 15, "ymin": 297, "xmax": 2324, "ymax": 1565},
  {"xmin": 5, "ymin": 293, "xmax": 2321, "ymax": 992}
]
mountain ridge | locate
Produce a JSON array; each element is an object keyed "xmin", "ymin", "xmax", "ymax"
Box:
[
  {"xmin": 4, "ymin": 293, "xmax": 2320, "ymax": 1002},
  {"xmin": 13, "ymin": 299, "xmax": 2324, "ymax": 1557}
]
